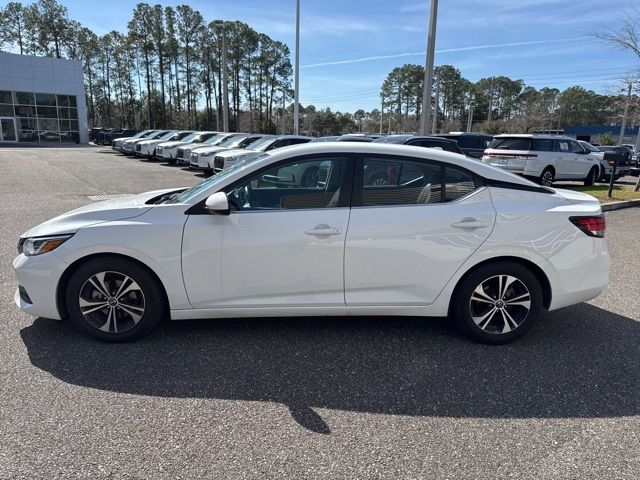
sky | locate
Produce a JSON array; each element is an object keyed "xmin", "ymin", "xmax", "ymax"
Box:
[{"xmin": 60, "ymin": 0, "xmax": 639, "ymax": 112}]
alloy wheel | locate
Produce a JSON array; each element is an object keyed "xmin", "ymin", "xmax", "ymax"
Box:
[
  {"xmin": 468, "ymin": 274, "xmax": 531, "ymax": 334},
  {"xmin": 78, "ymin": 271, "xmax": 146, "ymax": 334},
  {"xmin": 541, "ymin": 171, "xmax": 553, "ymax": 186}
]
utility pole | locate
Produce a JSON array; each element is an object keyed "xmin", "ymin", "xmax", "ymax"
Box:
[
  {"xmin": 380, "ymin": 100, "xmax": 384, "ymax": 134},
  {"xmin": 221, "ymin": 23, "xmax": 229, "ymax": 133},
  {"xmin": 293, "ymin": 0, "xmax": 300, "ymax": 135},
  {"xmin": 618, "ymin": 81, "xmax": 632, "ymax": 145},
  {"xmin": 466, "ymin": 101, "xmax": 474, "ymax": 132},
  {"xmin": 419, "ymin": 0, "xmax": 438, "ymax": 135},
  {"xmin": 431, "ymin": 78, "xmax": 439, "ymax": 134}
]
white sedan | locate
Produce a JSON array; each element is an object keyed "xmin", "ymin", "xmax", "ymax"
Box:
[
  {"xmin": 156, "ymin": 131, "xmax": 218, "ymax": 163},
  {"xmin": 13, "ymin": 143, "xmax": 609, "ymax": 344}
]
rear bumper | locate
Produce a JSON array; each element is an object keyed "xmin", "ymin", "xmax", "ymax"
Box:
[{"xmin": 543, "ymin": 236, "xmax": 610, "ymax": 311}]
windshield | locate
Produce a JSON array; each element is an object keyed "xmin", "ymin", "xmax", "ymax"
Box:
[
  {"xmin": 218, "ymin": 135, "xmax": 245, "ymax": 147},
  {"xmin": 158, "ymin": 131, "xmax": 178, "ymax": 141},
  {"xmin": 580, "ymin": 142, "xmax": 600, "ymax": 152},
  {"xmin": 166, "ymin": 153, "xmax": 269, "ymax": 204},
  {"xmin": 373, "ymin": 135, "xmax": 412, "ymax": 144},
  {"xmin": 246, "ymin": 136, "xmax": 276, "ymax": 151},
  {"xmin": 179, "ymin": 133, "xmax": 199, "ymax": 143},
  {"xmin": 151, "ymin": 131, "xmax": 171, "ymax": 140},
  {"xmin": 132, "ymin": 131, "xmax": 150, "ymax": 139}
]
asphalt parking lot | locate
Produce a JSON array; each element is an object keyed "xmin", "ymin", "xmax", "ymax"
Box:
[{"xmin": 1, "ymin": 146, "xmax": 639, "ymax": 479}]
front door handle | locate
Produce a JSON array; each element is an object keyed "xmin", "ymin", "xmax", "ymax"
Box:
[
  {"xmin": 451, "ymin": 220, "xmax": 488, "ymax": 229},
  {"xmin": 305, "ymin": 224, "xmax": 342, "ymax": 236}
]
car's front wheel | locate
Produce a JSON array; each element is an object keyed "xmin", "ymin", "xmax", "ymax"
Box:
[
  {"xmin": 584, "ymin": 167, "xmax": 598, "ymax": 186},
  {"xmin": 451, "ymin": 262, "xmax": 543, "ymax": 344},
  {"xmin": 65, "ymin": 257, "xmax": 166, "ymax": 342}
]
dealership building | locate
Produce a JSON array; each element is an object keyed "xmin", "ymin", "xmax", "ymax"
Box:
[{"xmin": 0, "ymin": 52, "xmax": 88, "ymax": 144}]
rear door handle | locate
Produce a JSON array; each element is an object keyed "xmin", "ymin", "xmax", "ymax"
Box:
[
  {"xmin": 451, "ymin": 220, "xmax": 488, "ymax": 229},
  {"xmin": 305, "ymin": 225, "xmax": 342, "ymax": 236}
]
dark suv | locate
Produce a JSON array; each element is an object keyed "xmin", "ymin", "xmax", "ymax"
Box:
[
  {"xmin": 435, "ymin": 133, "xmax": 493, "ymax": 158},
  {"xmin": 372, "ymin": 135, "xmax": 465, "ymax": 155}
]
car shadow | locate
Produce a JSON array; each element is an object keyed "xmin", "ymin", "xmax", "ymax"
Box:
[{"xmin": 20, "ymin": 303, "xmax": 640, "ymax": 434}]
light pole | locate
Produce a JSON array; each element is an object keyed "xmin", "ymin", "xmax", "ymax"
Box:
[
  {"xmin": 618, "ymin": 81, "xmax": 632, "ymax": 145},
  {"xmin": 419, "ymin": 0, "xmax": 438, "ymax": 135},
  {"xmin": 293, "ymin": 0, "xmax": 300, "ymax": 135},
  {"xmin": 466, "ymin": 101, "xmax": 474, "ymax": 132}
]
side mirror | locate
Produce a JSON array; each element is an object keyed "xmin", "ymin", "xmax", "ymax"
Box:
[{"xmin": 205, "ymin": 192, "xmax": 230, "ymax": 215}]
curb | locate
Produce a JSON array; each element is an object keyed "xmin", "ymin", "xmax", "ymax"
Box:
[{"xmin": 602, "ymin": 198, "xmax": 640, "ymax": 212}]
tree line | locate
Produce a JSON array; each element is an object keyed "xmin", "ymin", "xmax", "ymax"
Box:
[
  {"xmin": 0, "ymin": 0, "xmax": 294, "ymax": 133},
  {"xmin": 375, "ymin": 63, "xmax": 638, "ymax": 135},
  {"xmin": 1, "ymin": 0, "xmax": 636, "ymax": 136}
]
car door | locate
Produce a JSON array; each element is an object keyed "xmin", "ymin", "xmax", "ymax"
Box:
[
  {"xmin": 555, "ymin": 139, "xmax": 574, "ymax": 179},
  {"xmin": 181, "ymin": 154, "xmax": 353, "ymax": 308},
  {"xmin": 568, "ymin": 140, "xmax": 593, "ymax": 178},
  {"xmin": 344, "ymin": 154, "xmax": 495, "ymax": 306}
]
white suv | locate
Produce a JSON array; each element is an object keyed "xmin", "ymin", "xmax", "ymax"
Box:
[{"xmin": 482, "ymin": 135, "xmax": 600, "ymax": 186}]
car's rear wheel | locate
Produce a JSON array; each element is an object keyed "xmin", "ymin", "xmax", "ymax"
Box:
[
  {"xmin": 584, "ymin": 167, "xmax": 598, "ymax": 186},
  {"xmin": 65, "ymin": 257, "xmax": 165, "ymax": 342},
  {"xmin": 451, "ymin": 262, "xmax": 543, "ymax": 344},
  {"xmin": 539, "ymin": 167, "xmax": 554, "ymax": 187}
]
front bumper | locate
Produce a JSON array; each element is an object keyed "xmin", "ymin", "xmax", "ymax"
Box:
[{"xmin": 13, "ymin": 252, "xmax": 68, "ymax": 320}]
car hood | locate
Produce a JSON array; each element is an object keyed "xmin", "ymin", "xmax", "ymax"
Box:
[
  {"xmin": 216, "ymin": 148, "xmax": 251, "ymax": 158},
  {"xmin": 192, "ymin": 146, "xmax": 229, "ymax": 155},
  {"xmin": 158, "ymin": 141, "xmax": 185, "ymax": 148},
  {"xmin": 22, "ymin": 188, "xmax": 182, "ymax": 238}
]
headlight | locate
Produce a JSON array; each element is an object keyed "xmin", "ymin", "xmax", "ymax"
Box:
[{"xmin": 20, "ymin": 234, "xmax": 73, "ymax": 256}]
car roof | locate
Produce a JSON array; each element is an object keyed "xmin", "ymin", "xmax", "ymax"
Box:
[
  {"xmin": 437, "ymin": 132, "xmax": 493, "ymax": 137},
  {"xmin": 493, "ymin": 134, "xmax": 574, "ymax": 140}
]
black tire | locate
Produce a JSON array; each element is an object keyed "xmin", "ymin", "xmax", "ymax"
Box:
[
  {"xmin": 65, "ymin": 257, "xmax": 166, "ymax": 342},
  {"xmin": 202, "ymin": 168, "xmax": 214, "ymax": 175},
  {"xmin": 451, "ymin": 261, "xmax": 544, "ymax": 344},
  {"xmin": 584, "ymin": 166, "xmax": 598, "ymax": 186},
  {"xmin": 539, "ymin": 167, "xmax": 554, "ymax": 187}
]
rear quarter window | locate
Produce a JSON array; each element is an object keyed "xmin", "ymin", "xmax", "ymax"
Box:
[{"xmin": 488, "ymin": 138, "xmax": 532, "ymax": 150}]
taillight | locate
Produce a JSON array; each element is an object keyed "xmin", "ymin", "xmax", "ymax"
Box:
[{"xmin": 569, "ymin": 215, "xmax": 606, "ymax": 238}]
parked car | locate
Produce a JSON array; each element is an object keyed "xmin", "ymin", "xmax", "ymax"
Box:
[
  {"xmin": 112, "ymin": 130, "xmax": 157, "ymax": 152},
  {"xmin": 576, "ymin": 141, "xmax": 630, "ymax": 181},
  {"xmin": 103, "ymin": 129, "xmax": 139, "ymax": 146},
  {"xmin": 373, "ymin": 134, "xmax": 466, "ymax": 156},
  {"xmin": 122, "ymin": 130, "xmax": 170, "ymax": 155},
  {"xmin": 482, "ymin": 134, "xmax": 600, "ymax": 186},
  {"xmin": 594, "ymin": 145, "xmax": 632, "ymax": 178},
  {"xmin": 435, "ymin": 132, "xmax": 494, "ymax": 158},
  {"xmin": 89, "ymin": 128, "xmax": 106, "ymax": 143},
  {"xmin": 13, "ymin": 143, "xmax": 609, "ymax": 344},
  {"xmin": 311, "ymin": 135, "xmax": 375, "ymax": 142},
  {"xmin": 175, "ymin": 133, "xmax": 235, "ymax": 164},
  {"xmin": 212, "ymin": 135, "xmax": 312, "ymax": 173},
  {"xmin": 189, "ymin": 134, "xmax": 268, "ymax": 172},
  {"xmin": 137, "ymin": 131, "xmax": 194, "ymax": 159},
  {"xmin": 156, "ymin": 131, "xmax": 219, "ymax": 164},
  {"xmin": 97, "ymin": 128, "xmax": 121, "ymax": 145}
]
